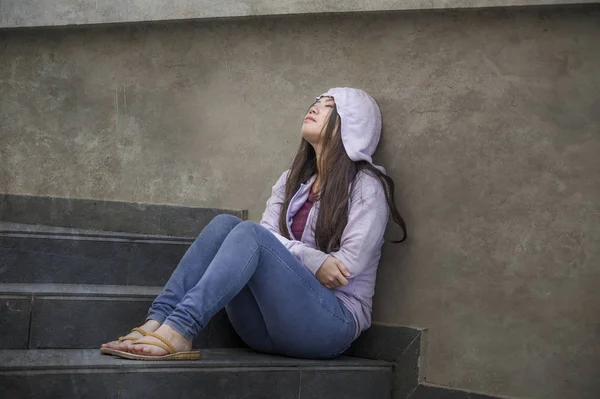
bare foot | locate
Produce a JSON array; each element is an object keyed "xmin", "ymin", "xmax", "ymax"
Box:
[
  {"xmin": 125, "ymin": 324, "xmax": 192, "ymax": 356},
  {"xmin": 101, "ymin": 319, "xmax": 160, "ymax": 351}
]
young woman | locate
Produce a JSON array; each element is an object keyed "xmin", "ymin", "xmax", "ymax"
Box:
[{"xmin": 100, "ymin": 87, "xmax": 407, "ymax": 361}]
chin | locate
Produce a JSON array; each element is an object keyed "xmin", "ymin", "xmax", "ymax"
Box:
[{"xmin": 301, "ymin": 129, "xmax": 320, "ymax": 144}]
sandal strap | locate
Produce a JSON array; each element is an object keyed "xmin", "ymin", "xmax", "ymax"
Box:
[
  {"xmin": 133, "ymin": 331, "xmax": 177, "ymax": 354},
  {"xmin": 132, "ymin": 339, "xmax": 174, "ymax": 354},
  {"xmin": 117, "ymin": 336, "xmax": 138, "ymax": 342},
  {"xmin": 131, "ymin": 327, "xmax": 148, "ymax": 336},
  {"xmin": 145, "ymin": 331, "xmax": 177, "ymax": 353},
  {"xmin": 117, "ymin": 327, "xmax": 148, "ymax": 342}
]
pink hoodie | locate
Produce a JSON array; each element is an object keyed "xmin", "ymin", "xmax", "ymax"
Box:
[{"xmin": 260, "ymin": 87, "xmax": 390, "ymax": 338}]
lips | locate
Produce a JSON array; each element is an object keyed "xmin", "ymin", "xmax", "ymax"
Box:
[{"xmin": 304, "ymin": 116, "xmax": 316, "ymax": 122}]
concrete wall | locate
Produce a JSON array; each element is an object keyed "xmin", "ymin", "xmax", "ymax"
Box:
[
  {"xmin": 1, "ymin": 5, "xmax": 599, "ymax": 398},
  {"xmin": 2, "ymin": 0, "xmax": 598, "ymax": 28}
]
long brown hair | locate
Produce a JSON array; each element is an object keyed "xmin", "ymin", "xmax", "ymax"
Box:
[{"xmin": 278, "ymin": 101, "xmax": 407, "ymax": 252}]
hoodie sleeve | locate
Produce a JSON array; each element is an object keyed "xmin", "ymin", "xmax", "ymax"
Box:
[
  {"xmin": 260, "ymin": 170, "xmax": 388, "ymax": 278},
  {"xmin": 287, "ymin": 241, "xmax": 330, "ymax": 275},
  {"xmin": 284, "ymin": 172, "xmax": 389, "ymax": 277},
  {"xmin": 328, "ymin": 172, "xmax": 389, "ymax": 277}
]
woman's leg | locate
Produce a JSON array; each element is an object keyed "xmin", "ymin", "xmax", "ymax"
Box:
[
  {"xmin": 225, "ymin": 287, "xmax": 276, "ymax": 354},
  {"xmin": 227, "ymin": 230, "xmax": 356, "ymax": 359},
  {"xmin": 146, "ymin": 214, "xmax": 243, "ymax": 323},
  {"xmin": 130, "ymin": 221, "xmax": 355, "ymax": 359},
  {"xmin": 101, "ymin": 214, "xmax": 242, "ymax": 350}
]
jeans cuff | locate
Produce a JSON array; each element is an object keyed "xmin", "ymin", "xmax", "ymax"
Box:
[{"xmin": 146, "ymin": 311, "xmax": 168, "ymax": 324}]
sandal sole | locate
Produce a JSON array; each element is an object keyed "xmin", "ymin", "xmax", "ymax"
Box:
[{"xmin": 100, "ymin": 348, "xmax": 201, "ymax": 361}]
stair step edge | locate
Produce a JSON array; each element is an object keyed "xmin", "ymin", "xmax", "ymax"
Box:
[
  {"xmin": 0, "ymin": 283, "xmax": 162, "ymax": 297},
  {"xmin": 0, "ymin": 221, "xmax": 195, "ymax": 242},
  {"xmin": 0, "ymin": 348, "xmax": 393, "ymax": 371}
]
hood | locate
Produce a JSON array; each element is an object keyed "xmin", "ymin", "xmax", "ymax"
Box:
[{"xmin": 315, "ymin": 87, "xmax": 385, "ymax": 174}]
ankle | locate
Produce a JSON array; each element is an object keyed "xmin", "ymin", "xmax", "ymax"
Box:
[
  {"xmin": 158, "ymin": 324, "xmax": 191, "ymax": 345},
  {"xmin": 142, "ymin": 319, "xmax": 161, "ymax": 331}
]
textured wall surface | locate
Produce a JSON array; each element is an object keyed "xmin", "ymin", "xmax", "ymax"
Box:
[
  {"xmin": 2, "ymin": 0, "xmax": 599, "ymax": 28},
  {"xmin": 1, "ymin": 5, "xmax": 599, "ymax": 399}
]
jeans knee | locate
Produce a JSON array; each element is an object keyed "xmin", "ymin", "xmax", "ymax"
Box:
[
  {"xmin": 234, "ymin": 220, "xmax": 256, "ymax": 232},
  {"xmin": 210, "ymin": 214, "xmax": 243, "ymax": 230},
  {"xmin": 231, "ymin": 220, "xmax": 263, "ymax": 239},
  {"xmin": 195, "ymin": 214, "xmax": 243, "ymax": 243}
]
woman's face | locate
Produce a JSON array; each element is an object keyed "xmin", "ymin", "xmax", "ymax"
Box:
[{"xmin": 301, "ymin": 96, "xmax": 336, "ymax": 145}]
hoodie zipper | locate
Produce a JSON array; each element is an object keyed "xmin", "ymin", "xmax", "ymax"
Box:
[
  {"xmin": 300, "ymin": 197, "xmax": 318, "ymax": 243},
  {"xmin": 287, "ymin": 183, "xmax": 306, "ymax": 238}
]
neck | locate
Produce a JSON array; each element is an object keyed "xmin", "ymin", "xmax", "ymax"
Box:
[
  {"xmin": 311, "ymin": 143, "xmax": 324, "ymax": 194},
  {"xmin": 313, "ymin": 168, "xmax": 323, "ymax": 195},
  {"xmin": 314, "ymin": 144, "xmax": 323, "ymax": 169}
]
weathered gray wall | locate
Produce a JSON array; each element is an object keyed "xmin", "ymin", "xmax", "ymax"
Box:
[
  {"xmin": 1, "ymin": 6, "xmax": 599, "ymax": 398},
  {"xmin": 3, "ymin": 0, "xmax": 598, "ymax": 28}
]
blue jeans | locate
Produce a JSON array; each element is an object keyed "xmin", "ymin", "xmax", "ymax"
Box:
[{"xmin": 146, "ymin": 214, "xmax": 356, "ymax": 359}]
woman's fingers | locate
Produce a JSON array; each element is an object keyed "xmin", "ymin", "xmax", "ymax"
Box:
[
  {"xmin": 335, "ymin": 261, "xmax": 351, "ymax": 278},
  {"xmin": 336, "ymin": 274, "xmax": 349, "ymax": 286},
  {"xmin": 327, "ymin": 271, "xmax": 347, "ymax": 288},
  {"xmin": 331, "ymin": 267, "xmax": 348, "ymax": 286},
  {"xmin": 318, "ymin": 258, "xmax": 351, "ymax": 289},
  {"xmin": 328, "ymin": 276, "xmax": 340, "ymax": 288}
]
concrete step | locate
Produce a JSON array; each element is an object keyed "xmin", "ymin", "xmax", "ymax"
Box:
[
  {"xmin": 0, "ymin": 222, "xmax": 192, "ymax": 286},
  {"xmin": 0, "ymin": 194, "xmax": 246, "ymax": 237},
  {"xmin": 0, "ymin": 348, "xmax": 392, "ymax": 399},
  {"xmin": 0, "ymin": 283, "xmax": 243, "ymax": 350}
]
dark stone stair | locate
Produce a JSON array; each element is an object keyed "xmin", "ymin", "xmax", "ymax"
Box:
[
  {"xmin": 0, "ymin": 210, "xmax": 397, "ymax": 398},
  {"xmin": 0, "ymin": 222, "xmax": 192, "ymax": 286},
  {"xmin": 0, "ymin": 283, "xmax": 243, "ymax": 349},
  {"xmin": 0, "ymin": 348, "xmax": 393, "ymax": 399}
]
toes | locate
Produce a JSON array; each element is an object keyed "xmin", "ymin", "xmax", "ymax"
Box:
[
  {"xmin": 129, "ymin": 343, "xmax": 166, "ymax": 356},
  {"xmin": 147, "ymin": 346, "xmax": 163, "ymax": 355}
]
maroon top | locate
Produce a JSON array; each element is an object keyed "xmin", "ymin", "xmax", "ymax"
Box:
[{"xmin": 291, "ymin": 192, "xmax": 318, "ymax": 240}]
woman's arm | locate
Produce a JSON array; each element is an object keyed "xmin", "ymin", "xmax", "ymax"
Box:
[
  {"xmin": 261, "ymin": 170, "xmax": 388, "ymax": 279},
  {"xmin": 328, "ymin": 173, "xmax": 389, "ymax": 276},
  {"xmin": 294, "ymin": 172, "xmax": 388, "ymax": 277}
]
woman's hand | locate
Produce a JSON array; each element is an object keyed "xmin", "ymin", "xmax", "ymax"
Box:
[{"xmin": 316, "ymin": 256, "xmax": 351, "ymax": 289}]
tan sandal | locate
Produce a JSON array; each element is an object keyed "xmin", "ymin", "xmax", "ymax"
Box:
[
  {"xmin": 106, "ymin": 331, "xmax": 201, "ymax": 361},
  {"xmin": 100, "ymin": 327, "xmax": 148, "ymax": 356}
]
